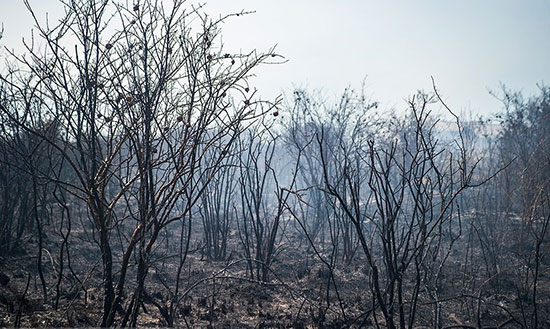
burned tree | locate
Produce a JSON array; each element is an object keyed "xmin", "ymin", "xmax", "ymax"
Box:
[{"xmin": 0, "ymin": 0, "xmax": 281, "ymax": 326}]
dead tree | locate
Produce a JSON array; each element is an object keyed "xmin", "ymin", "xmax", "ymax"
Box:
[
  {"xmin": 318, "ymin": 90, "xmax": 482, "ymax": 328},
  {"xmin": 237, "ymin": 121, "xmax": 300, "ymax": 282},
  {"xmin": 281, "ymin": 88, "xmax": 379, "ymax": 264},
  {"xmin": 0, "ymin": 0, "xmax": 281, "ymax": 326},
  {"xmin": 199, "ymin": 138, "xmax": 239, "ymax": 261}
]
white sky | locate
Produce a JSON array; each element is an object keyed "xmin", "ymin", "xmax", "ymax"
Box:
[{"xmin": 2, "ymin": 0, "xmax": 549, "ymax": 116}]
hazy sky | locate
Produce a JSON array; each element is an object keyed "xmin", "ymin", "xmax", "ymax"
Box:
[{"xmin": 2, "ymin": 0, "xmax": 549, "ymax": 116}]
